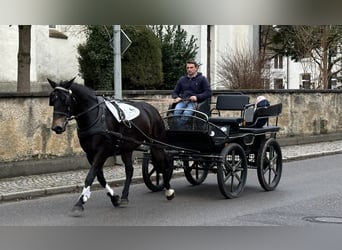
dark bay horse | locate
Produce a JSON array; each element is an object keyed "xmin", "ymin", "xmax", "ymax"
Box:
[{"xmin": 48, "ymin": 78, "xmax": 174, "ymax": 215}]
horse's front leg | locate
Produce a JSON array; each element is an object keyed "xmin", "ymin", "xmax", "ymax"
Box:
[
  {"xmin": 71, "ymin": 157, "xmax": 105, "ymax": 216},
  {"xmin": 120, "ymin": 152, "xmax": 134, "ymax": 205}
]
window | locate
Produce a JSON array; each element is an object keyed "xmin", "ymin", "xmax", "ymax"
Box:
[
  {"xmin": 261, "ymin": 78, "xmax": 270, "ymax": 89},
  {"xmin": 274, "ymin": 55, "xmax": 283, "ymax": 69},
  {"xmin": 301, "ymin": 73, "xmax": 311, "ymax": 89},
  {"xmin": 274, "ymin": 78, "xmax": 284, "ymax": 89},
  {"xmin": 49, "ymin": 25, "xmax": 68, "ymax": 39}
]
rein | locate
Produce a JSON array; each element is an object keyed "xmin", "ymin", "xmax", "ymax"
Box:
[
  {"xmin": 53, "ymin": 86, "xmax": 104, "ymax": 121},
  {"xmin": 106, "ymin": 121, "xmax": 201, "ymax": 154},
  {"xmin": 68, "ymin": 100, "xmax": 104, "ymax": 121}
]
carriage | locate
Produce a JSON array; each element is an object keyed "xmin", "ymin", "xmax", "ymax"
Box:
[
  {"xmin": 142, "ymin": 94, "xmax": 283, "ymax": 199},
  {"xmin": 48, "ymin": 79, "xmax": 283, "ymax": 214}
]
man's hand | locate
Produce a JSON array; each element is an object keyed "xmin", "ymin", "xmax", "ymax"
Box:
[
  {"xmin": 189, "ymin": 96, "xmax": 197, "ymax": 102},
  {"xmin": 174, "ymin": 97, "xmax": 182, "ymax": 103}
]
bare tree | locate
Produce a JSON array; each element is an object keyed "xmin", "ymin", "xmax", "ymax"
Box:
[
  {"xmin": 17, "ymin": 25, "xmax": 31, "ymax": 92},
  {"xmin": 269, "ymin": 25, "xmax": 342, "ymax": 89},
  {"xmin": 217, "ymin": 44, "xmax": 269, "ymax": 89}
]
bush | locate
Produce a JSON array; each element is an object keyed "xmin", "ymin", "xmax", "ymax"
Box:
[
  {"xmin": 121, "ymin": 25, "xmax": 163, "ymax": 90},
  {"xmin": 77, "ymin": 25, "xmax": 113, "ymax": 90},
  {"xmin": 78, "ymin": 25, "xmax": 163, "ymax": 90},
  {"xmin": 151, "ymin": 25, "xmax": 199, "ymax": 89}
]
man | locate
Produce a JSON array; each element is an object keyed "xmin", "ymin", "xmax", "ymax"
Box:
[{"xmin": 172, "ymin": 60, "xmax": 212, "ymax": 121}]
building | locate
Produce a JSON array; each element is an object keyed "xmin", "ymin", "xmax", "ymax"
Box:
[
  {"xmin": 2, "ymin": 25, "xmax": 338, "ymax": 91},
  {"xmin": 0, "ymin": 25, "xmax": 85, "ymax": 92},
  {"xmin": 182, "ymin": 25, "xmax": 260, "ymax": 89}
]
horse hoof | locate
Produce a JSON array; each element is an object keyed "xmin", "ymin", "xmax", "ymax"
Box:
[
  {"xmin": 120, "ymin": 198, "xmax": 129, "ymax": 206},
  {"xmin": 107, "ymin": 193, "xmax": 121, "ymax": 207},
  {"xmin": 71, "ymin": 204, "xmax": 84, "ymax": 217},
  {"xmin": 165, "ymin": 189, "xmax": 175, "ymax": 200}
]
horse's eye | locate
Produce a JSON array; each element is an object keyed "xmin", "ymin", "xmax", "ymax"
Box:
[{"xmin": 49, "ymin": 94, "xmax": 58, "ymax": 106}]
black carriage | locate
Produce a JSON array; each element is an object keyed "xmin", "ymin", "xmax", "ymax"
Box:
[{"xmin": 142, "ymin": 94, "xmax": 283, "ymax": 199}]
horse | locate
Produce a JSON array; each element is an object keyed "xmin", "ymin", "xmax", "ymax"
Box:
[{"xmin": 48, "ymin": 78, "xmax": 175, "ymax": 215}]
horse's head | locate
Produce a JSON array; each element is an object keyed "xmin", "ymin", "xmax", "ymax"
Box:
[{"xmin": 48, "ymin": 77, "xmax": 76, "ymax": 134}]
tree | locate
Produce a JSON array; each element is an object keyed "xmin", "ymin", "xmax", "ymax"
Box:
[
  {"xmin": 17, "ymin": 25, "xmax": 31, "ymax": 92},
  {"xmin": 268, "ymin": 25, "xmax": 342, "ymax": 89},
  {"xmin": 77, "ymin": 25, "xmax": 114, "ymax": 90},
  {"xmin": 217, "ymin": 44, "xmax": 269, "ymax": 89},
  {"xmin": 78, "ymin": 25, "xmax": 163, "ymax": 90},
  {"xmin": 151, "ymin": 25, "xmax": 199, "ymax": 89},
  {"xmin": 121, "ymin": 25, "xmax": 163, "ymax": 90}
]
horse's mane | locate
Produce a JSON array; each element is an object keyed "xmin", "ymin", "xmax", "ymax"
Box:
[{"xmin": 72, "ymin": 83, "xmax": 96, "ymax": 96}]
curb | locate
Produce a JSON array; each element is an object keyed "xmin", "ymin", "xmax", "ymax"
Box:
[
  {"xmin": 282, "ymin": 150, "xmax": 342, "ymax": 162},
  {"xmin": 1, "ymin": 151, "xmax": 341, "ymax": 202}
]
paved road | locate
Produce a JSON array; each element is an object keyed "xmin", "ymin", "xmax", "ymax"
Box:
[
  {"xmin": 0, "ymin": 140, "xmax": 342, "ymax": 202},
  {"xmin": 0, "ymin": 154, "xmax": 342, "ymax": 226}
]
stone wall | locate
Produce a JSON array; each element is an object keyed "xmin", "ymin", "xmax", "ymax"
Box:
[{"xmin": 0, "ymin": 90, "xmax": 341, "ymax": 163}]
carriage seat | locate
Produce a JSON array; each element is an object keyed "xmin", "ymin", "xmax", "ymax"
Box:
[
  {"xmin": 208, "ymin": 94, "xmax": 250, "ymax": 129},
  {"xmin": 168, "ymin": 97, "xmax": 211, "ymax": 117},
  {"xmin": 239, "ymin": 103, "xmax": 282, "ymax": 134}
]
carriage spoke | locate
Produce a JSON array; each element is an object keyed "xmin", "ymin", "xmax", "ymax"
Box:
[
  {"xmin": 233, "ymin": 172, "xmax": 242, "ymax": 183},
  {"xmin": 230, "ymin": 174, "xmax": 235, "ymax": 192},
  {"xmin": 154, "ymin": 171, "xmax": 161, "ymax": 186},
  {"xmin": 270, "ymin": 154, "xmax": 278, "ymax": 174},
  {"xmin": 262, "ymin": 161, "xmax": 270, "ymax": 174},
  {"xmin": 148, "ymin": 168, "xmax": 156, "ymax": 178},
  {"xmin": 224, "ymin": 164, "xmax": 233, "ymax": 182},
  {"xmin": 195, "ymin": 168, "xmax": 200, "ymax": 179},
  {"xmin": 223, "ymin": 153, "xmax": 244, "ymax": 191}
]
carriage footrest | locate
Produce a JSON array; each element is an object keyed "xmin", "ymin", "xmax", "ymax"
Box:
[{"xmin": 239, "ymin": 126, "xmax": 280, "ymax": 134}]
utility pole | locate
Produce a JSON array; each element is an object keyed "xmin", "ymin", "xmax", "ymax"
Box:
[{"xmin": 113, "ymin": 25, "xmax": 122, "ymax": 99}]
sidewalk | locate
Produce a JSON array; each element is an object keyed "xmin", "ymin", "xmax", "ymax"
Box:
[{"xmin": 1, "ymin": 140, "xmax": 342, "ymax": 202}]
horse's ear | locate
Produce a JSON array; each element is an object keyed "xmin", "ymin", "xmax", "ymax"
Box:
[
  {"xmin": 65, "ymin": 77, "xmax": 76, "ymax": 89},
  {"xmin": 47, "ymin": 78, "xmax": 56, "ymax": 89},
  {"xmin": 70, "ymin": 77, "xmax": 76, "ymax": 83}
]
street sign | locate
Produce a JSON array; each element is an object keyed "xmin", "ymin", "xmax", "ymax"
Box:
[{"xmin": 120, "ymin": 30, "xmax": 132, "ymax": 55}]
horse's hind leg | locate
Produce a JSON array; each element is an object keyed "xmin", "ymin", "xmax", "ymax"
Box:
[
  {"xmin": 151, "ymin": 148, "xmax": 175, "ymax": 200},
  {"xmin": 120, "ymin": 152, "xmax": 134, "ymax": 205},
  {"xmin": 97, "ymin": 169, "xmax": 120, "ymax": 207}
]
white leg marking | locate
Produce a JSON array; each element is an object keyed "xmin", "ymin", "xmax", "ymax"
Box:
[
  {"xmin": 105, "ymin": 184, "xmax": 114, "ymax": 196},
  {"xmin": 81, "ymin": 186, "xmax": 91, "ymax": 202},
  {"xmin": 165, "ymin": 189, "xmax": 175, "ymax": 197}
]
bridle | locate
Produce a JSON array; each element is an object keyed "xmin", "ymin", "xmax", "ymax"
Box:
[
  {"xmin": 50, "ymin": 86, "xmax": 75, "ymax": 120},
  {"xmin": 50, "ymin": 86, "xmax": 104, "ymax": 122}
]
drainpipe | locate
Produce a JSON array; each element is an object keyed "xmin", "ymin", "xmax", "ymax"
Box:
[{"xmin": 286, "ymin": 56, "xmax": 290, "ymax": 89}]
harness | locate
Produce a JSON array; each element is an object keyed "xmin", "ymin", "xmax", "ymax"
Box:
[
  {"xmin": 77, "ymin": 96, "xmax": 109, "ymax": 138},
  {"xmin": 52, "ymin": 86, "xmax": 175, "ymax": 150}
]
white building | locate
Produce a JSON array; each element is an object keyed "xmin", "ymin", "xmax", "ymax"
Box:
[
  {"xmin": 181, "ymin": 25, "xmax": 260, "ymax": 89},
  {"xmin": 2, "ymin": 25, "xmax": 334, "ymax": 91},
  {"xmin": 0, "ymin": 25, "xmax": 85, "ymax": 92}
]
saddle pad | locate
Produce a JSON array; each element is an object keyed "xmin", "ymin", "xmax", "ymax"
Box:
[{"xmin": 105, "ymin": 100, "xmax": 140, "ymax": 122}]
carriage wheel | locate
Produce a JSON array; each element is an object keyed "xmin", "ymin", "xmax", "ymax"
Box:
[
  {"xmin": 257, "ymin": 138, "xmax": 282, "ymax": 191},
  {"xmin": 217, "ymin": 143, "xmax": 248, "ymax": 199},
  {"xmin": 184, "ymin": 161, "xmax": 209, "ymax": 185},
  {"xmin": 142, "ymin": 153, "xmax": 165, "ymax": 192}
]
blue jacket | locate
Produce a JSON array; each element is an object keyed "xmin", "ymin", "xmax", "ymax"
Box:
[{"xmin": 172, "ymin": 72, "xmax": 212, "ymax": 103}]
